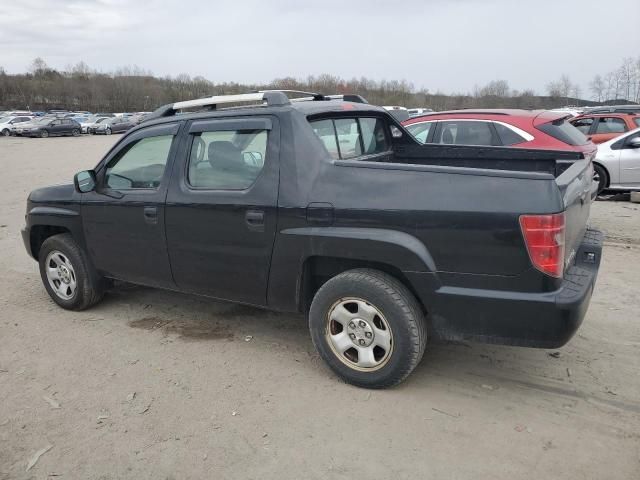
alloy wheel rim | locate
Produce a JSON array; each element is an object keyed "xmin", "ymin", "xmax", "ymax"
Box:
[
  {"xmin": 45, "ymin": 250, "xmax": 77, "ymax": 300},
  {"xmin": 325, "ymin": 297, "xmax": 393, "ymax": 371}
]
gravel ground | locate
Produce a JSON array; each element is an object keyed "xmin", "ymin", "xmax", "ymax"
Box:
[{"xmin": 1, "ymin": 135, "xmax": 639, "ymax": 479}]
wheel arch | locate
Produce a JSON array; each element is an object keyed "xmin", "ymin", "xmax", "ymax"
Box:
[
  {"xmin": 267, "ymin": 227, "xmax": 438, "ymax": 313},
  {"xmin": 29, "ymin": 225, "xmax": 72, "ymax": 260},
  {"xmin": 26, "ymin": 207, "xmax": 84, "ymax": 260},
  {"xmin": 299, "ymin": 255, "xmax": 427, "ymax": 315}
]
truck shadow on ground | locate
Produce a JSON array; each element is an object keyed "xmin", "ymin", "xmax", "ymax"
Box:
[
  {"xmin": 98, "ymin": 283, "xmax": 547, "ymax": 375},
  {"xmin": 82, "ymin": 284, "xmax": 640, "ymax": 412}
]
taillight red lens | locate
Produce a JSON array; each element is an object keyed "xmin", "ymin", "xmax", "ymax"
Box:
[{"xmin": 519, "ymin": 213, "xmax": 565, "ymax": 278}]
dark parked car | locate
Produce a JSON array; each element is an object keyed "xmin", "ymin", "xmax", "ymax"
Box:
[
  {"xmin": 93, "ymin": 116, "xmax": 134, "ymax": 135},
  {"xmin": 16, "ymin": 117, "xmax": 81, "ymax": 138},
  {"xmin": 22, "ymin": 91, "xmax": 602, "ymax": 388}
]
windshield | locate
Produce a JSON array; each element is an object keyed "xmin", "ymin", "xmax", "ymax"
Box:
[
  {"xmin": 0, "ymin": 116, "xmax": 11, "ymax": 123},
  {"xmin": 537, "ymin": 118, "xmax": 589, "ymax": 146}
]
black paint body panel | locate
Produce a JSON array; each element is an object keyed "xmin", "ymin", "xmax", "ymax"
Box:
[{"xmin": 22, "ymin": 100, "xmax": 602, "ymax": 348}]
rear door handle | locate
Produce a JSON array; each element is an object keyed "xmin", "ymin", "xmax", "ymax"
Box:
[
  {"xmin": 245, "ymin": 209, "xmax": 265, "ymax": 232},
  {"xmin": 144, "ymin": 206, "xmax": 158, "ymax": 224}
]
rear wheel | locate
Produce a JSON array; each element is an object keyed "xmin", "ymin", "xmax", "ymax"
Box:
[
  {"xmin": 309, "ymin": 269, "xmax": 427, "ymax": 388},
  {"xmin": 38, "ymin": 234, "xmax": 105, "ymax": 310},
  {"xmin": 593, "ymin": 163, "xmax": 608, "ymax": 194},
  {"xmin": 40, "ymin": 130, "xmax": 49, "ymax": 138}
]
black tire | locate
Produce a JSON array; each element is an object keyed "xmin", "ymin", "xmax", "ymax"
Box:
[
  {"xmin": 40, "ymin": 129, "xmax": 49, "ymax": 138},
  {"xmin": 1, "ymin": 128, "xmax": 9, "ymax": 137},
  {"xmin": 105, "ymin": 128, "xmax": 112, "ymax": 135},
  {"xmin": 309, "ymin": 268, "xmax": 427, "ymax": 388},
  {"xmin": 72, "ymin": 128, "xmax": 80, "ymax": 137},
  {"xmin": 593, "ymin": 163, "xmax": 608, "ymax": 195},
  {"xmin": 38, "ymin": 234, "xmax": 105, "ymax": 310}
]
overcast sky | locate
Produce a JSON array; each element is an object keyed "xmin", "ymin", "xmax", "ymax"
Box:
[{"xmin": 1, "ymin": 0, "xmax": 638, "ymax": 95}]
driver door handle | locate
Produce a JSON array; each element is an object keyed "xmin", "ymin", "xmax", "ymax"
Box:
[
  {"xmin": 144, "ymin": 206, "xmax": 158, "ymax": 225},
  {"xmin": 245, "ymin": 209, "xmax": 265, "ymax": 232}
]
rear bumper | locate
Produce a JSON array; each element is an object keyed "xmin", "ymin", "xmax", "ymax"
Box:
[{"xmin": 420, "ymin": 228, "xmax": 603, "ymax": 348}]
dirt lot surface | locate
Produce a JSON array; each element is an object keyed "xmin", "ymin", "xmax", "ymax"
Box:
[{"xmin": 1, "ymin": 136, "xmax": 639, "ymax": 479}]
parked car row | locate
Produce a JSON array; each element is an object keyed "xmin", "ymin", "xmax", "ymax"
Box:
[{"xmin": 0, "ymin": 110, "xmax": 151, "ymax": 138}]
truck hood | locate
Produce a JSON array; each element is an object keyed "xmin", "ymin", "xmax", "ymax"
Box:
[{"xmin": 29, "ymin": 183, "xmax": 76, "ymax": 203}]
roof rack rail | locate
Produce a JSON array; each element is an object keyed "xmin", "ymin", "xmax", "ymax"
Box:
[
  {"xmin": 258, "ymin": 89, "xmax": 325, "ymax": 100},
  {"xmin": 144, "ymin": 90, "xmax": 369, "ymax": 122},
  {"xmin": 146, "ymin": 91, "xmax": 290, "ymax": 121},
  {"xmin": 325, "ymin": 94, "xmax": 368, "ymax": 104}
]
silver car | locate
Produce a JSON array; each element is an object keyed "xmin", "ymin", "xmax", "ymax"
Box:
[{"xmin": 594, "ymin": 127, "xmax": 640, "ymax": 192}]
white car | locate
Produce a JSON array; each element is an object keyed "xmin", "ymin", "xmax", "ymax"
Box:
[
  {"xmin": 594, "ymin": 127, "xmax": 640, "ymax": 192},
  {"xmin": 0, "ymin": 115, "xmax": 34, "ymax": 136}
]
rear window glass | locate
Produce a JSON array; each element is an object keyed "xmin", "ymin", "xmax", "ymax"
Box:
[{"xmin": 537, "ymin": 119, "xmax": 589, "ymax": 146}]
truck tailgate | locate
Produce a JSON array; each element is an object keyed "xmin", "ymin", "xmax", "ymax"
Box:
[{"xmin": 556, "ymin": 159, "xmax": 596, "ymax": 268}]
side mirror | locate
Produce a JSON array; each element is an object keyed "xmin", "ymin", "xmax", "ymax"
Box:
[
  {"xmin": 628, "ymin": 137, "xmax": 640, "ymax": 148},
  {"xmin": 390, "ymin": 125, "xmax": 403, "ymax": 138},
  {"xmin": 74, "ymin": 170, "xmax": 96, "ymax": 193}
]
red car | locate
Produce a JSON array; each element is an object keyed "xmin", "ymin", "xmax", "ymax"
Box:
[
  {"xmin": 402, "ymin": 109, "xmax": 597, "ymax": 159},
  {"xmin": 570, "ymin": 113, "xmax": 640, "ymax": 144}
]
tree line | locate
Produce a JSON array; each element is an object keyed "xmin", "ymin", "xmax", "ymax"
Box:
[{"xmin": 0, "ymin": 56, "xmax": 638, "ymax": 113}]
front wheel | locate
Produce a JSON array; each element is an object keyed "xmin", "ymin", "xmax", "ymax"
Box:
[
  {"xmin": 309, "ymin": 269, "xmax": 427, "ymax": 388},
  {"xmin": 1, "ymin": 128, "xmax": 9, "ymax": 137},
  {"xmin": 40, "ymin": 130, "xmax": 49, "ymax": 138},
  {"xmin": 105, "ymin": 128, "xmax": 112, "ymax": 135},
  {"xmin": 593, "ymin": 163, "xmax": 608, "ymax": 195},
  {"xmin": 38, "ymin": 234, "xmax": 105, "ymax": 310},
  {"xmin": 72, "ymin": 128, "xmax": 80, "ymax": 137}
]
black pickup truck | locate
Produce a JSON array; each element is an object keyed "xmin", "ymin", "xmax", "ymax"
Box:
[{"xmin": 22, "ymin": 91, "xmax": 603, "ymax": 388}]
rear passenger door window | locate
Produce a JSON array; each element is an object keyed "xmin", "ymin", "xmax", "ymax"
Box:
[
  {"xmin": 595, "ymin": 117, "xmax": 628, "ymax": 134},
  {"xmin": 436, "ymin": 121, "xmax": 498, "ymax": 146},
  {"xmin": 188, "ymin": 129, "xmax": 267, "ymax": 190},
  {"xmin": 310, "ymin": 119, "xmax": 339, "ymax": 159},
  {"xmin": 309, "ymin": 117, "xmax": 390, "ymax": 159},
  {"xmin": 334, "ymin": 119, "xmax": 363, "ymax": 159}
]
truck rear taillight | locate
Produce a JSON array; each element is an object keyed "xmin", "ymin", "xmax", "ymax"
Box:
[{"xmin": 519, "ymin": 213, "xmax": 565, "ymax": 278}]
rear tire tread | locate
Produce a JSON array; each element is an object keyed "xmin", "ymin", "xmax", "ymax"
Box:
[{"xmin": 309, "ymin": 268, "xmax": 427, "ymax": 389}]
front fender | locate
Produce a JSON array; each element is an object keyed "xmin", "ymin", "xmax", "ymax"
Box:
[{"xmin": 23, "ymin": 205, "xmax": 84, "ymax": 259}]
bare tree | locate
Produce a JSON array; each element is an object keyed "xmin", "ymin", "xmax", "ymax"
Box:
[{"xmin": 589, "ymin": 75, "xmax": 605, "ymax": 102}]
